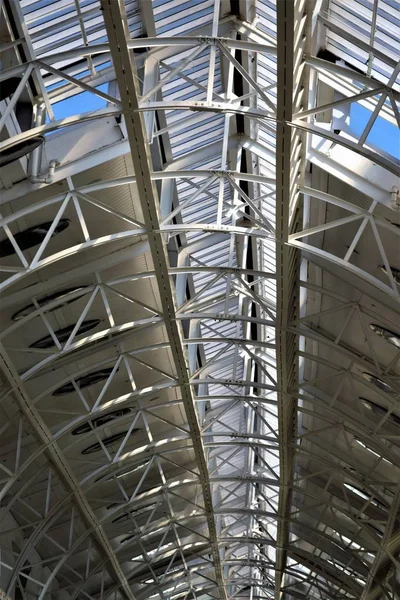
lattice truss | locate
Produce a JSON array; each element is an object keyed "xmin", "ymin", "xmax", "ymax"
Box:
[{"xmin": 0, "ymin": 0, "xmax": 399, "ymax": 599}]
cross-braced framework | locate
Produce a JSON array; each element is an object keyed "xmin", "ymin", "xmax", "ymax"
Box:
[{"xmin": 0, "ymin": 1, "xmax": 399, "ymax": 599}]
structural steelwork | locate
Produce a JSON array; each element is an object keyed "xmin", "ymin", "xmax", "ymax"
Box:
[{"xmin": 0, "ymin": 1, "xmax": 399, "ymax": 599}]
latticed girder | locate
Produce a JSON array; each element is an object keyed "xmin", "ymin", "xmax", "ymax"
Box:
[{"xmin": 0, "ymin": 0, "xmax": 399, "ymax": 599}]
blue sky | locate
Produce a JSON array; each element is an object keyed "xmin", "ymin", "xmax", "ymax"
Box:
[
  {"xmin": 350, "ymin": 103, "xmax": 400, "ymax": 159},
  {"xmin": 50, "ymin": 84, "xmax": 110, "ymax": 121}
]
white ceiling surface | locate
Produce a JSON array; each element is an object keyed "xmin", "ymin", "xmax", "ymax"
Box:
[{"xmin": 0, "ymin": 0, "xmax": 399, "ymax": 599}]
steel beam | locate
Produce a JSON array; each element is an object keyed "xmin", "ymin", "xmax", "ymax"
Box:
[
  {"xmin": 100, "ymin": 1, "xmax": 227, "ymax": 597},
  {"xmin": 0, "ymin": 349, "xmax": 136, "ymax": 600},
  {"xmin": 274, "ymin": 0, "xmax": 306, "ymax": 597}
]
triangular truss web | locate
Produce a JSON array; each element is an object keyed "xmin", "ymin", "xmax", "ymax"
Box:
[{"xmin": 0, "ymin": 1, "xmax": 399, "ymax": 599}]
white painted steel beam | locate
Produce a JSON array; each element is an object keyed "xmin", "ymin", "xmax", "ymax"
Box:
[
  {"xmin": 100, "ymin": 1, "xmax": 227, "ymax": 597},
  {"xmin": 274, "ymin": 1, "xmax": 299, "ymax": 597},
  {"xmin": 2, "ymin": 1, "xmax": 398, "ymax": 598},
  {"xmin": 0, "ymin": 349, "xmax": 136, "ymax": 600}
]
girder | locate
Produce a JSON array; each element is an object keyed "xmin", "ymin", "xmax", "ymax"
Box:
[
  {"xmin": 0, "ymin": 350, "xmax": 136, "ymax": 600},
  {"xmin": 100, "ymin": 1, "xmax": 228, "ymax": 597},
  {"xmin": 274, "ymin": 1, "xmax": 305, "ymax": 596},
  {"xmin": 1, "ymin": 0, "xmax": 399, "ymax": 598}
]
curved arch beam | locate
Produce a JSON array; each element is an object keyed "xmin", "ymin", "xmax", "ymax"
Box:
[
  {"xmin": 21, "ymin": 319, "xmax": 161, "ymax": 380},
  {"xmin": 0, "ymin": 230, "xmax": 146, "ymax": 294},
  {"xmin": 0, "ymin": 37, "xmax": 276, "ymax": 84}
]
